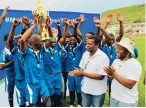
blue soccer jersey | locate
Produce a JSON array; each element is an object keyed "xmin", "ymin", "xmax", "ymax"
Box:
[
  {"xmin": 0, "ymin": 47, "xmax": 15, "ymax": 93},
  {"xmin": 22, "ymin": 47, "xmax": 49, "ymax": 104},
  {"xmin": 66, "ymin": 41, "xmax": 85, "ymax": 73},
  {"xmin": 43, "ymin": 43, "xmax": 64, "ymax": 96},
  {"xmin": 102, "ymin": 44, "xmax": 117, "ymax": 66},
  {"xmin": 43, "ymin": 43, "xmax": 63, "ymax": 74},
  {"xmin": 23, "ymin": 48, "xmax": 45, "ymax": 84},
  {"xmin": 0, "ymin": 48, "xmax": 15, "ymax": 74},
  {"xmin": 11, "ymin": 47, "xmax": 25, "ymax": 80}
]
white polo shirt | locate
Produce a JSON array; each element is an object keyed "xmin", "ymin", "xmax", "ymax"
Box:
[
  {"xmin": 79, "ymin": 49, "xmax": 109, "ymax": 95},
  {"xmin": 111, "ymin": 58, "xmax": 142, "ymax": 103}
]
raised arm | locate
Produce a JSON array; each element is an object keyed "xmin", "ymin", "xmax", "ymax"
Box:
[
  {"xmin": 7, "ymin": 19, "xmax": 21, "ymax": 51},
  {"xmin": 0, "ymin": 6, "xmax": 10, "ymax": 28},
  {"xmin": 58, "ymin": 18, "xmax": 70, "ymax": 46},
  {"xmin": 21, "ymin": 17, "xmax": 30, "ymax": 35},
  {"xmin": 46, "ymin": 16, "xmax": 53, "ymax": 37},
  {"xmin": 55, "ymin": 21, "xmax": 62, "ymax": 42},
  {"xmin": 77, "ymin": 14, "xmax": 86, "ymax": 36},
  {"xmin": 100, "ymin": 14, "xmax": 113, "ymax": 37},
  {"xmin": 94, "ymin": 17, "xmax": 102, "ymax": 39},
  {"xmin": 74, "ymin": 19, "xmax": 82, "ymax": 43},
  {"xmin": 93, "ymin": 17, "xmax": 111, "ymax": 46},
  {"xmin": 19, "ymin": 13, "xmax": 39, "ymax": 52},
  {"xmin": 116, "ymin": 13, "xmax": 124, "ymax": 42},
  {"xmin": 38, "ymin": 16, "xmax": 43, "ymax": 35}
]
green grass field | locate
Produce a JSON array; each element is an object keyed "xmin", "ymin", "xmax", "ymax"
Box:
[{"xmin": 133, "ymin": 35, "xmax": 145, "ymax": 107}]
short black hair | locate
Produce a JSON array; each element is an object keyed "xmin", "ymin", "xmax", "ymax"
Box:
[
  {"xmin": 87, "ymin": 32, "xmax": 95, "ymax": 35},
  {"xmin": 4, "ymin": 34, "xmax": 9, "ymax": 42},
  {"xmin": 66, "ymin": 35, "xmax": 71, "ymax": 38},
  {"xmin": 70, "ymin": 35, "xmax": 74, "ymax": 38},
  {"xmin": 88, "ymin": 35, "xmax": 101, "ymax": 48}
]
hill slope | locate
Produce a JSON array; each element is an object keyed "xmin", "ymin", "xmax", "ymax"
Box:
[{"xmin": 101, "ymin": 4, "xmax": 145, "ymax": 24}]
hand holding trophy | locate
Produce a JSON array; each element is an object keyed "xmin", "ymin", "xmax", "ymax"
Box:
[{"xmin": 36, "ymin": 0, "xmax": 50, "ymax": 41}]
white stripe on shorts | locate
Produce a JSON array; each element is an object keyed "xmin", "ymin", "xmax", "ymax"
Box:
[{"xmin": 27, "ymin": 84, "xmax": 33, "ymax": 104}]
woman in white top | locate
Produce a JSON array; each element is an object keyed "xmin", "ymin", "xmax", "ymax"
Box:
[{"xmin": 104, "ymin": 38, "xmax": 142, "ymax": 107}]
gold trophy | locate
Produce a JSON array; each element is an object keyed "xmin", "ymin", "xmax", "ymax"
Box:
[{"xmin": 36, "ymin": 0, "xmax": 50, "ymax": 40}]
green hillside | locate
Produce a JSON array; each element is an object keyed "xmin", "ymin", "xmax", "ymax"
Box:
[{"xmin": 101, "ymin": 4, "xmax": 145, "ymax": 24}]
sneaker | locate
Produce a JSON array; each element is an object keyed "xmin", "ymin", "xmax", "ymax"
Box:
[
  {"xmin": 70, "ymin": 105, "xmax": 74, "ymax": 107},
  {"xmin": 77, "ymin": 104, "xmax": 82, "ymax": 107}
]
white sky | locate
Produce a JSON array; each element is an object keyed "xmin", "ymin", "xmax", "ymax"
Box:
[{"xmin": 0, "ymin": 0, "xmax": 145, "ymax": 13}]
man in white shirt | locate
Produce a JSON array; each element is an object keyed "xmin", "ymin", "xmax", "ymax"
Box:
[
  {"xmin": 104, "ymin": 38, "xmax": 142, "ymax": 107},
  {"xmin": 69, "ymin": 36, "xmax": 109, "ymax": 107}
]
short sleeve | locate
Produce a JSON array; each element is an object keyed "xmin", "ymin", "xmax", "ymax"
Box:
[
  {"xmin": 98, "ymin": 57, "xmax": 109, "ymax": 75},
  {"xmin": 127, "ymin": 62, "xmax": 142, "ymax": 82},
  {"xmin": 56, "ymin": 42, "xmax": 62, "ymax": 51},
  {"xmin": 79, "ymin": 41, "xmax": 86, "ymax": 53},
  {"xmin": 79, "ymin": 53, "xmax": 85, "ymax": 69},
  {"xmin": 0, "ymin": 51, "xmax": 6, "ymax": 64}
]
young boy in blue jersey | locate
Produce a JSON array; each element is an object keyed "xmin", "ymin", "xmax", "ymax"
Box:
[
  {"xmin": 0, "ymin": 34, "xmax": 15, "ymax": 107},
  {"xmin": 93, "ymin": 13, "xmax": 124, "ymax": 101},
  {"xmin": 19, "ymin": 13, "xmax": 51, "ymax": 107},
  {"xmin": 40, "ymin": 18, "xmax": 70, "ymax": 107},
  {"xmin": 55, "ymin": 21, "xmax": 70, "ymax": 101},
  {"xmin": 6, "ymin": 18, "xmax": 31, "ymax": 107},
  {"xmin": 62, "ymin": 18, "xmax": 85, "ymax": 107}
]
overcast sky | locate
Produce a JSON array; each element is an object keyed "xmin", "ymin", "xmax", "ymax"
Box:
[{"xmin": 0, "ymin": 0, "xmax": 145, "ymax": 13}]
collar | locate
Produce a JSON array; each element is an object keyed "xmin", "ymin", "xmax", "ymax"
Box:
[
  {"xmin": 49, "ymin": 47, "xmax": 54, "ymax": 51},
  {"xmin": 88, "ymin": 48, "xmax": 102, "ymax": 58},
  {"xmin": 4, "ymin": 47, "xmax": 11, "ymax": 55},
  {"xmin": 30, "ymin": 48, "xmax": 40, "ymax": 54}
]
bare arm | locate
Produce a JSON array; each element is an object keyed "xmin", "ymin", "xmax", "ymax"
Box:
[
  {"xmin": 77, "ymin": 14, "xmax": 86, "ymax": 36},
  {"xmin": 7, "ymin": 19, "xmax": 21, "ymax": 51},
  {"xmin": 74, "ymin": 19, "xmax": 81, "ymax": 43},
  {"xmin": 2, "ymin": 60, "xmax": 13, "ymax": 68},
  {"xmin": 82, "ymin": 72, "xmax": 105, "ymax": 80},
  {"xmin": 55, "ymin": 21, "xmax": 62, "ymax": 42},
  {"xmin": 20, "ymin": 13, "xmax": 38, "ymax": 52},
  {"xmin": 116, "ymin": 13, "xmax": 124, "ymax": 42},
  {"xmin": 38, "ymin": 24, "xmax": 43, "ymax": 35},
  {"xmin": 113, "ymin": 73, "xmax": 136, "ymax": 89},
  {"xmin": 46, "ymin": 16, "xmax": 53, "ymax": 37},
  {"xmin": 99, "ymin": 14, "xmax": 113, "ymax": 38},
  {"xmin": 48, "ymin": 26, "xmax": 53, "ymax": 37},
  {"xmin": 59, "ymin": 18, "xmax": 70, "ymax": 46},
  {"xmin": 97, "ymin": 24, "xmax": 111, "ymax": 41},
  {"xmin": 69, "ymin": 20, "xmax": 82, "ymax": 38},
  {"xmin": 104, "ymin": 66, "xmax": 136, "ymax": 89},
  {"xmin": 0, "ymin": 6, "xmax": 9, "ymax": 28},
  {"xmin": 70, "ymin": 69, "xmax": 105, "ymax": 80},
  {"xmin": 0, "ymin": 60, "xmax": 13, "ymax": 70},
  {"xmin": 21, "ymin": 17, "xmax": 30, "ymax": 35}
]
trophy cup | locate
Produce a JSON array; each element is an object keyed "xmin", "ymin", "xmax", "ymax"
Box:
[{"xmin": 36, "ymin": 0, "xmax": 50, "ymax": 41}]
